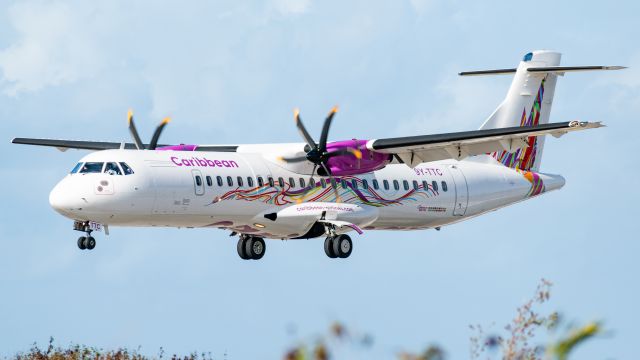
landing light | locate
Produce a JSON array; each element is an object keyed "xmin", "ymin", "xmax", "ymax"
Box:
[{"xmin": 254, "ymin": 223, "xmax": 266, "ymax": 228}]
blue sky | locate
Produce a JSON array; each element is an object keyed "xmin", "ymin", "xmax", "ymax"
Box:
[{"xmin": 1, "ymin": 0, "xmax": 639, "ymax": 358}]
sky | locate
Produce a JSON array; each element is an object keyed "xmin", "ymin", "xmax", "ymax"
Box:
[{"xmin": 1, "ymin": 0, "xmax": 639, "ymax": 358}]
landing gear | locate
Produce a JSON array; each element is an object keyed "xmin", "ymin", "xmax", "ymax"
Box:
[
  {"xmin": 324, "ymin": 234, "xmax": 352, "ymax": 259},
  {"xmin": 74, "ymin": 221, "xmax": 97, "ymax": 251},
  {"xmin": 237, "ymin": 235, "xmax": 266, "ymax": 260},
  {"xmin": 77, "ymin": 236, "xmax": 96, "ymax": 250}
]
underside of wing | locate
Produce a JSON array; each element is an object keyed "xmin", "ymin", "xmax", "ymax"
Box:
[
  {"xmin": 11, "ymin": 138, "xmax": 238, "ymax": 152},
  {"xmin": 366, "ymin": 121, "xmax": 602, "ymax": 167}
]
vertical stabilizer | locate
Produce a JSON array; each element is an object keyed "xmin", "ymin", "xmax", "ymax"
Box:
[{"xmin": 480, "ymin": 51, "xmax": 561, "ymax": 171}]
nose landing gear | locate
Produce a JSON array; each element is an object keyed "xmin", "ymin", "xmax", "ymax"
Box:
[
  {"xmin": 237, "ymin": 235, "xmax": 266, "ymax": 260},
  {"xmin": 74, "ymin": 220, "xmax": 97, "ymax": 251},
  {"xmin": 77, "ymin": 235, "xmax": 96, "ymax": 250}
]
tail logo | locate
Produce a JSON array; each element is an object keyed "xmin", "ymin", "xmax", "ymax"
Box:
[{"xmin": 491, "ymin": 78, "xmax": 545, "ymax": 171}]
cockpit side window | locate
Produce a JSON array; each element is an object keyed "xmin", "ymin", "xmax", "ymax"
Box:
[
  {"xmin": 79, "ymin": 162, "xmax": 104, "ymax": 174},
  {"xmin": 104, "ymin": 162, "xmax": 122, "ymax": 175},
  {"xmin": 70, "ymin": 162, "xmax": 84, "ymax": 174},
  {"xmin": 119, "ymin": 162, "xmax": 134, "ymax": 175}
]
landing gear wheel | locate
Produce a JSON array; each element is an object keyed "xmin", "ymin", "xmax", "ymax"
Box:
[
  {"xmin": 332, "ymin": 234, "xmax": 352, "ymax": 258},
  {"xmin": 77, "ymin": 236, "xmax": 87, "ymax": 250},
  {"xmin": 86, "ymin": 236, "xmax": 96, "ymax": 250},
  {"xmin": 237, "ymin": 237, "xmax": 251, "ymax": 260},
  {"xmin": 324, "ymin": 237, "xmax": 338, "ymax": 258},
  {"xmin": 245, "ymin": 237, "xmax": 266, "ymax": 260}
]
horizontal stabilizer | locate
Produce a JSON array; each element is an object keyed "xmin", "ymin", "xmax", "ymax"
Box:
[{"xmin": 460, "ymin": 65, "xmax": 626, "ymax": 76}]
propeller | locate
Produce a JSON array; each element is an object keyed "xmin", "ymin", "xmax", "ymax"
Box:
[
  {"xmin": 280, "ymin": 106, "xmax": 364, "ymax": 203},
  {"xmin": 280, "ymin": 106, "xmax": 362, "ymax": 176},
  {"xmin": 127, "ymin": 109, "xmax": 171, "ymax": 150}
]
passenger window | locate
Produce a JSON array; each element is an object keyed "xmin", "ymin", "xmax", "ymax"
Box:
[
  {"xmin": 206, "ymin": 176, "xmax": 213, "ymax": 187},
  {"xmin": 268, "ymin": 177, "xmax": 275, "ymax": 187},
  {"xmin": 372, "ymin": 179, "xmax": 379, "ymax": 190},
  {"xmin": 257, "ymin": 177, "xmax": 264, "ymax": 186},
  {"xmin": 413, "ymin": 180, "xmax": 419, "ymax": 191},
  {"xmin": 217, "ymin": 176, "xmax": 223, "ymax": 186},
  {"xmin": 119, "ymin": 162, "xmax": 134, "ymax": 175},
  {"xmin": 341, "ymin": 179, "xmax": 348, "ymax": 189},
  {"xmin": 237, "ymin": 176, "xmax": 243, "ymax": 187},
  {"xmin": 383, "ymin": 180, "xmax": 389, "ymax": 190},
  {"xmin": 278, "ymin": 177, "xmax": 285, "ymax": 187},
  {"xmin": 104, "ymin": 162, "xmax": 122, "ymax": 175},
  {"xmin": 422, "ymin": 180, "xmax": 429, "ymax": 190},
  {"xmin": 70, "ymin": 162, "xmax": 83, "ymax": 174},
  {"xmin": 299, "ymin": 178, "xmax": 305, "ymax": 188},
  {"xmin": 195, "ymin": 175, "xmax": 203, "ymax": 186},
  {"xmin": 441, "ymin": 181, "xmax": 448, "ymax": 192},
  {"xmin": 289, "ymin": 177, "xmax": 295, "ymax": 188},
  {"xmin": 227, "ymin": 176, "xmax": 233, "ymax": 186},
  {"xmin": 432, "ymin": 180, "xmax": 439, "ymax": 192},
  {"xmin": 393, "ymin": 180, "xmax": 400, "ymax": 191},
  {"xmin": 362, "ymin": 179, "xmax": 369, "ymax": 190},
  {"xmin": 403, "ymin": 180, "xmax": 409, "ymax": 191},
  {"xmin": 321, "ymin": 178, "xmax": 326, "ymax": 188},
  {"xmin": 80, "ymin": 162, "xmax": 104, "ymax": 174},
  {"xmin": 247, "ymin": 177, "xmax": 254, "ymax": 187},
  {"xmin": 310, "ymin": 178, "xmax": 316, "ymax": 188},
  {"xmin": 330, "ymin": 178, "xmax": 337, "ymax": 188},
  {"xmin": 351, "ymin": 179, "xmax": 358, "ymax": 189}
]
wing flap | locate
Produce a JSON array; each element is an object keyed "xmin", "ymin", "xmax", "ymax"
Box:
[{"xmin": 367, "ymin": 121, "xmax": 602, "ymax": 166}]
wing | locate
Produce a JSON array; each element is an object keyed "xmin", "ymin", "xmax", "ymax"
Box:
[
  {"xmin": 11, "ymin": 138, "xmax": 238, "ymax": 152},
  {"xmin": 365, "ymin": 121, "xmax": 602, "ymax": 167}
]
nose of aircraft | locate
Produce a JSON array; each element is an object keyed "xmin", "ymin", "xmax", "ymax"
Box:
[{"xmin": 49, "ymin": 177, "xmax": 86, "ymax": 217}]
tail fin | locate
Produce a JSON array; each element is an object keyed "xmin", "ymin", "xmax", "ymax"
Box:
[{"xmin": 479, "ymin": 50, "xmax": 561, "ymax": 172}]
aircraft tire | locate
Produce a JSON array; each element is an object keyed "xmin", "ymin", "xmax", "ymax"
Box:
[
  {"xmin": 324, "ymin": 237, "xmax": 337, "ymax": 258},
  {"xmin": 245, "ymin": 237, "xmax": 266, "ymax": 260},
  {"xmin": 77, "ymin": 236, "xmax": 87, "ymax": 250},
  {"xmin": 86, "ymin": 236, "xmax": 96, "ymax": 250},
  {"xmin": 333, "ymin": 234, "xmax": 352, "ymax": 258},
  {"xmin": 237, "ymin": 237, "xmax": 251, "ymax": 260}
]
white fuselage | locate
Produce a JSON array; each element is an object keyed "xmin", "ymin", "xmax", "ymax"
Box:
[{"xmin": 49, "ymin": 148, "xmax": 565, "ymax": 239}]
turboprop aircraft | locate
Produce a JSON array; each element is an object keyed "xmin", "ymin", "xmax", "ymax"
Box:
[{"xmin": 12, "ymin": 50, "xmax": 624, "ymax": 260}]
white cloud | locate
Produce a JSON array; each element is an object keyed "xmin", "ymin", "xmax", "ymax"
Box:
[
  {"xmin": 0, "ymin": 1, "xmax": 106, "ymax": 96},
  {"xmin": 272, "ymin": 0, "xmax": 311, "ymax": 16},
  {"xmin": 396, "ymin": 69, "xmax": 507, "ymax": 135}
]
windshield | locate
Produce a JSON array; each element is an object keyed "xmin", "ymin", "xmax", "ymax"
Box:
[
  {"xmin": 79, "ymin": 162, "xmax": 104, "ymax": 174},
  {"xmin": 104, "ymin": 162, "xmax": 122, "ymax": 175},
  {"xmin": 70, "ymin": 162, "xmax": 83, "ymax": 174},
  {"xmin": 119, "ymin": 162, "xmax": 134, "ymax": 175}
]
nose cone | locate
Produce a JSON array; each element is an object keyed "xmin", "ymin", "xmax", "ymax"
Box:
[{"xmin": 49, "ymin": 177, "xmax": 85, "ymax": 217}]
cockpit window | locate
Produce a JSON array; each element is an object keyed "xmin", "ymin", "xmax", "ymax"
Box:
[
  {"xmin": 119, "ymin": 162, "xmax": 134, "ymax": 175},
  {"xmin": 79, "ymin": 162, "xmax": 104, "ymax": 174},
  {"xmin": 70, "ymin": 162, "xmax": 83, "ymax": 174},
  {"xmin": 104, "ymin": 162, "xmax": 122, "ymax": 175}
]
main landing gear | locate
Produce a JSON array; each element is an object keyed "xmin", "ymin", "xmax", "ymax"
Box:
[
  {"xmin": 73, "ymin": 220, "xmax": 96, "ymax": 251},
  {"xmin": 324, "ymin": 234, "xmax": 352, "ymax": 259},
  {"xmin": 237, "ymin": 235, "xmax": 266, "ymax": 260}
]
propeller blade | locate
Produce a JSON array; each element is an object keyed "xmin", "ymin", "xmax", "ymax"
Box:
[
  {"xmin": 127, "ymin": 109, "xmax": 145, "ymax": 150},
  {"xmin": 320, "ymin": 162, "xmax": 341, "ymax": 203},
  {"xmin": 318, "ymin": 106, "xmax": 338, "ymax": 153},
  {"xmin": 149, "ymin": 117, "xmax": 171, "ymax": 150},
  {"xmin": 277, "ymin": 154, "xmax": 309, "ymax": 163},
  {"xmin": 294, "ymin": 109, "xmax": 317, "ymax": 149}
]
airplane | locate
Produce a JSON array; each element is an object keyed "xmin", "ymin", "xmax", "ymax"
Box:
[{"xmin": 12, "ymin": 50, "xmax": 624, "ymax": 260}]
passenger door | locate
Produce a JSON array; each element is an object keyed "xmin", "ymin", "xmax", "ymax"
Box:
[{"xmin": 449, "ymin": 165, "xmax": 468, "ymax": 216}]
